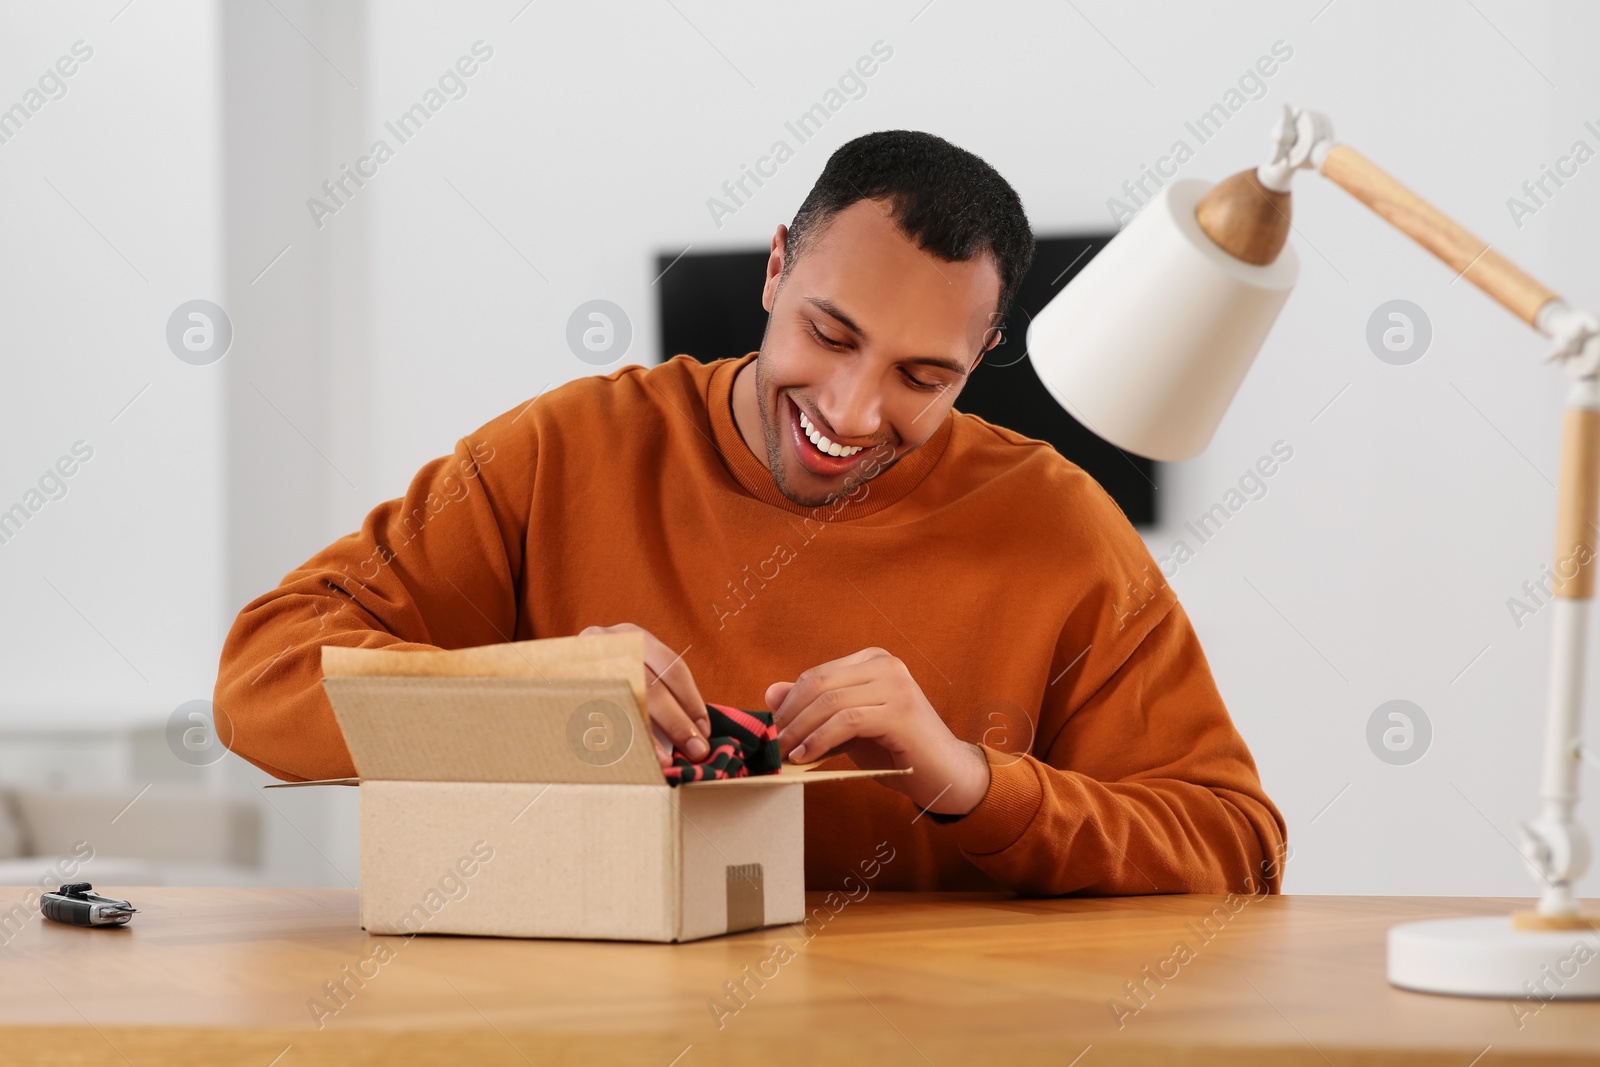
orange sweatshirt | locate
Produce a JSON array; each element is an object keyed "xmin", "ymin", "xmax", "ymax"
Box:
[{"xmin": 215, "ymin": 353, "xmax": 1287, "ymax": 896}]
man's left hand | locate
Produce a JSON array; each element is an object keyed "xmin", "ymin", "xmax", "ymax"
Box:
[{"xmin": 766, "ymin": 647, "xmax": 991, "ymax": 815}]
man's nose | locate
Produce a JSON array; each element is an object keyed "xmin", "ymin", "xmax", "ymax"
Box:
[{"xmin": 818, "ymin": 367, "xmax": 883, "ymax": 442}]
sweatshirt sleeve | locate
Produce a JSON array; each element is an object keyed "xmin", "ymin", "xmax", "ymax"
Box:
[
  {"xmin": 942, "ymin": 598, "xmax": 1289, "ymax": 897},
  {"xmin": 213, "ymin": 419, "xmax": 531, "ymax": 782}
]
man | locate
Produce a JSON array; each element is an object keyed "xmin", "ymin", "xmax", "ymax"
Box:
[{"xmin": 217, "ymin": 130, "xmax": 1287, "ymax": 896}]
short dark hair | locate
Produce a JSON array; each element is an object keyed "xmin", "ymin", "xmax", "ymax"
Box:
[{"xmin": 783, "ymin": 130, "xmax": 1035, "ymax": 325}]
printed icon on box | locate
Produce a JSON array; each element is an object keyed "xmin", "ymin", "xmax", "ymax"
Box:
[
  {"xmin": 1366, "ymin": 699, "xmax": 1431, "ymax": 765},
  {"xmin": 166, "ymin": 699, "xmax": 235, "ymax": 767},
  {"xmin": 166, "ymin": 300, "xmax": 234, "ymax": 365},
  {"xmin": 566, "ymin": 300, "xmax": 632, "ymax": 366},
  {"xmin": 1366, "ymin": 299, "xmax": 1431, "ymax": 366},
  {"xmin": 566, "ymin": 698, "xmax": 633, "ymax": 766}
]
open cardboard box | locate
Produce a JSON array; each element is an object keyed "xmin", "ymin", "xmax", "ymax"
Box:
[{"xmin": 266, "ymin": 633, "xmax": 904, "ymax": 942}]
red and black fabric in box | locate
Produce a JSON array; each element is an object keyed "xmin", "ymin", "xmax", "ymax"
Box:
[{"xmin": 663, "ymin": 703, "xmax": 781, "ymax": 785}]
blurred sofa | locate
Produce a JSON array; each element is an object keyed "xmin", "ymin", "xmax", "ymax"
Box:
[{"xmin": 0, "ymin": 784, "xmax": 263, "ymax": 886}]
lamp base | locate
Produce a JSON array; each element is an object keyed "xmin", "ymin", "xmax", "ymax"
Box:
[
  {"xmin": 1512, "ymin": 909, "xmax": 1600, "ymax": 932},
  {"xmin": 1388, "ymin": 916, "xmax": 1600, "ymax": 998}
]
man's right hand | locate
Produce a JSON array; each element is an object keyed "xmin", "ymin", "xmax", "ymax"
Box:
[{"xmin": 579, "ymin": 622, "xmax": 711, "ymax": 767}]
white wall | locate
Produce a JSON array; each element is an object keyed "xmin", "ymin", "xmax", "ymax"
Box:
[
  {"xmin": 340, "ymin": 0, "xmax": 1600, "ymax": 897},
  {"xmin": 0, "ymin": 2, "xmax": 226, "ymax": 724},
  {"xmin": 6, "ymin": 0, "xmax": 1599, "ymax": 896},
  {"xmin": 0, "ymin": 0, "xmax": 363, "ymax": 887}
]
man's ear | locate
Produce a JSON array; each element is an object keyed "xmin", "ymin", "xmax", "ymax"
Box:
[
  {"xmin": 974, "ymin": 307, "xmax": 1006, "ymax": 365},
  {"xmin": 762, "ymin": 225, "xmax": 788, "ymax": 313}
]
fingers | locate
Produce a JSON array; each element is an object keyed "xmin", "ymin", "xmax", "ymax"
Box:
[
  {"xmin": 580, "ymin": 624, "xmax": 710, "ymax": 763},
  {"xmin": 764, "ymin": 680, "xmax": 794, "ymax": 711},
  {"xmin": 646, "ymin": 719, "xmax": 674, "ymax": 768},
  {"xmin": 579, "ymin": 622, "xmax": 639, "ymax": 638},
  {"xmin": 651, "ymin": 690, "xmax": 711, "ymax": 762},
  {"xmin": 639, "ymin": 633, "xmax": 710, "ymax": 762},
  {"xmin": 643, "ymin": 635, "xmax": 711, "ymax": 739},
  {"xmin": 777, "ymin": 681, "xmax": 883, "ymax": 760},
  {"xmin": 772, "ymin": 649, "xmax": 889, "ymax": 731},
  {"xmin": 788, "ymin": 703, "xmax": 885, "ymax": 764}
]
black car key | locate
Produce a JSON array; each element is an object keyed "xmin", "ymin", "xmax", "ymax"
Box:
[{"xmin": 41, "ymin": 883, "xmax": 137, "ymax": 927}]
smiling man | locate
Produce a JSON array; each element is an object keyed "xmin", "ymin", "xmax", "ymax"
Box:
[{"xmin": 216, "ymin": 130, "xmax": 1287, "ymax": 896}]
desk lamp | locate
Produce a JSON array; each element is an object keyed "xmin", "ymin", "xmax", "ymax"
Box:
[{"xmin": 1026, "ymin": 106, "xmax": 1600, "ymax": 998}]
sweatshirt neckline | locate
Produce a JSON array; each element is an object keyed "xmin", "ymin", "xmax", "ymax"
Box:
[{"xmin": 704, "ymin": 352, "xmax": 954, "ymax": 521}]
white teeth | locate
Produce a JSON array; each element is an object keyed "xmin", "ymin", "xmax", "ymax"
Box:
[{"xmin": 797, "ymin": 407, "xmax": 862, "ymax": 458}]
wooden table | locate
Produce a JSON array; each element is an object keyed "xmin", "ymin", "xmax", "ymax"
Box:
[{"xmin": 1, "ymin": 887, "xmax": 1596, "ymax": 1065}]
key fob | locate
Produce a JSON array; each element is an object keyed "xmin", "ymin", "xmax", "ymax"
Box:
[{"xmin": 41, "ymin": 883, "xmax": 137, "ymax": 927}]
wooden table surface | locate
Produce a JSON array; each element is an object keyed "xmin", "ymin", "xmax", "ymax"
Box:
[{"xmin": 1, "ymin": 887, "xmax": 1597, "ymax": 1065}]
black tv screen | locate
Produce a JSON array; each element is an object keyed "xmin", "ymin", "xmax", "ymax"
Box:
[{"xmin": 656, "ymin": 234, "xmax": 1157, "ymax": 527}]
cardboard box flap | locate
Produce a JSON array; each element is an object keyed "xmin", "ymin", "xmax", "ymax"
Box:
[
  {"xmin": 263, "ymin": 777, "xmax": 360, "ymax": 788},
  {"xmin": 684, "ymin": 763, "xmax": 912, "ymax": 788},
  {"xmin": 321, "ymin": 632, "xmax": 648, "ymax": 719},
  {"xmin": 264, "ymin": 765, "xmax": 912, "ymax": 789},
  {"xmin": 321, "ymin": 675, "xmax": 663, "ymax": 785}
]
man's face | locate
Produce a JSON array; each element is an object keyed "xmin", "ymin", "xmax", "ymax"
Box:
[{"xmin": 745, "ymin": 198, "xmax": 1003, "ymax": 507}]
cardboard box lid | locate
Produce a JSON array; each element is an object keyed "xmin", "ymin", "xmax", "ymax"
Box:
[
  {"xmin": 294, "ymin": 632, "xmax": 911, "ymax": 790},
  {"xmin": 321, "ymin": 632, "xmax": 648, "ymax": 714},
  {"xmin": 322, "ymin": 633, "xmax": 657, "ymax": 785},
  {"xmin": 321, "ymin": 675, "xmax": 663, "ymax": 785}
]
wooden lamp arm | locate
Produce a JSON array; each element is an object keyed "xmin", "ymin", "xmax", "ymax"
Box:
[
  {"xmin": 1195, "ymin": 142, "xmax": 1564, "ymax": 326},
  {"xmin": 1318, "ymin": 144, "xmax": 1561, "ymax": 327}
]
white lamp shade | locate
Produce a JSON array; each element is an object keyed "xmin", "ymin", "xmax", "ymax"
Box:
[{"xmin": 1025, "ymin": 179, "xmax": 1299, "ymax": 461}]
